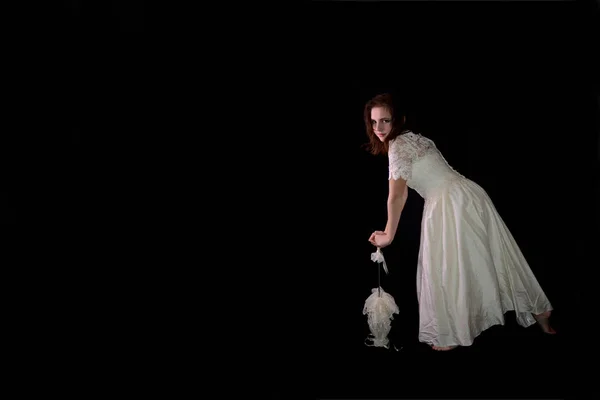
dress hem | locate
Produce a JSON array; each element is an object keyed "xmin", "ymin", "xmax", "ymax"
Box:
[{"xmin": 418, "ymin": 306, "xmax": 553, "ymax": 347}]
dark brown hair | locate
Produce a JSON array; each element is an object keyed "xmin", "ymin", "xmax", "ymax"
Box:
[{"xmin": 363, "ymin": 93, "xmax": 411, "ymax": 155}]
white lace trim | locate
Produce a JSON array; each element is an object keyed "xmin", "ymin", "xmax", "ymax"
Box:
[{"xmin": 388, "ymin": 131, "xmax": 434, "ymax": 181}]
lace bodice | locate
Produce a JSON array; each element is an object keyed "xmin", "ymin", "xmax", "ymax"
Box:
[{"xmin": 388, "ymin": 131, "xmax": 464, "ymax": 199}]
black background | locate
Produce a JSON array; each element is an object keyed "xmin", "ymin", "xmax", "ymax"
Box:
[
  {"xmin": 271, "ymin": 5, "xmax": 596, "ymax": 399},
  {"xmin": 35, "ymin": 1, "xmax": 599, "ymax": 399}
]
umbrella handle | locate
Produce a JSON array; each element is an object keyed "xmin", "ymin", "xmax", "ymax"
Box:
[
  {"xmin": 377, "ymin": 254, "xmax": 381, "ymax": 297},
  {"xmin": 375, "ymin": 247, "xmax": 389, "ymax": 297},
  {"xmin": 370, "ymin": 247, "xmax": 389, "ymax": 297},
  {"xmin": 374, "ymin": 248, "xmax": 389, "ymax": 274}
]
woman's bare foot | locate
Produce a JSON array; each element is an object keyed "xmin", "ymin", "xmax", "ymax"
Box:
[
  {"xmin": 534, "ymin": 311, "xmax": 557, "ymax": 334},
  {"xmin": 431, "ymin": 345, "xmax": 458, "ymax": 351}
]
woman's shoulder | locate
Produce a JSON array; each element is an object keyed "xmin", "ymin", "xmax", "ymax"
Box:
[
  {"xmin": 392, "ymin": 130, "xmax": 419, "ymax": 143},
  {"xmin": 402, "ymin": 130, "xmax": 434, "ymax": 141},
  {"xmin": 391, "ymin": 130, "xmax": 436, "ymax": 150}
]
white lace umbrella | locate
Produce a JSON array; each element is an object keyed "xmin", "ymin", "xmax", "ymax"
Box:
[{"xmin": 363, "ymin": 247, "xmax": 400, "ymax": 350}]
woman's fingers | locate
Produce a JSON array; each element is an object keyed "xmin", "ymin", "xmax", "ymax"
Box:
[
  {"xmin": 369, "ymin": 231, "xmax": 385, "ymax": 246},
  {"xmin": 369, "ymin": 231, "xmax": 383, "ymax": 240}
]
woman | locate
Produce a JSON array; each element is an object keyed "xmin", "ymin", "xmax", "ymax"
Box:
[{"xmin": 365, "ymin": 93, "xmax": 556, "ymax": 351}]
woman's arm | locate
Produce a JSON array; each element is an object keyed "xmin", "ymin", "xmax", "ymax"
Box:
[{"xmin": 384, "ymin": 177, "xmax": 408, "ymax": 242}]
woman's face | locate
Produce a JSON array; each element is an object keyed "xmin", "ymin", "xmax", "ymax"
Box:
[{"xmin": 370, "ymin": 106, "xmax": 393, "ymax": 142}]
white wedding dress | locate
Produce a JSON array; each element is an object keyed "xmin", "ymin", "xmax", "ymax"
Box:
[{"xmin": 388, "ymin": 131, "xmax": 553, "ymax": 347}]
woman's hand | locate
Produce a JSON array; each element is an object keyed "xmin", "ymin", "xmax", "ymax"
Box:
[{"xmin": 368, "ymin": 230, "xmax": 392, "ymax": 249}]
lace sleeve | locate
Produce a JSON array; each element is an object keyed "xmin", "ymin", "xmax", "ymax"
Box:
[{"xmin": 388, "ymin": 132, "xmax": 433, "ymax": 181}]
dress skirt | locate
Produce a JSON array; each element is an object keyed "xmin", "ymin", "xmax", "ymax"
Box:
[{"xmin": 416, "ymin": 177, "xmax": 553, "ymax": 347}]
